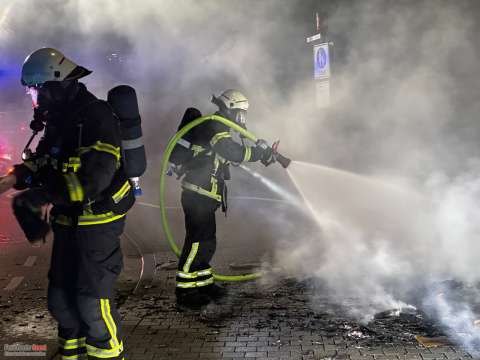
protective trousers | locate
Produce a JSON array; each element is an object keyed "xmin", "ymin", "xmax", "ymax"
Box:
[
  {"xmin": 176, "ymin": 190, "xmax": 220, "ymax": 290},
  {"xmin": 47, "ymin": 220, "xmax": 124, "ymax": 360}
]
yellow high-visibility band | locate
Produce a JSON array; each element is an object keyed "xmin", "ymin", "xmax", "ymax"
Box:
[
  {"xmin": 191, "ymin": 144, "xmax": 206, "ymax": 157},
  {"xmin": 105, "ymin": 300, "xmax": 119, "ymax": 351},
  {"xmin": 77, "ymin": 213, "xmax": 126, "ymax": 226},
  {"xmin": 62, "ymin": 157, "xmax": 81, "ymax": 173},
  {"xmin": 243, "ymin": 146, "xmax": 252, "ymax": 162},
  {"xmin": 181, "ymin": 181, "xmax": 222, "ymax": 202},
  {"xmin": 79, "ymin": 141, "xmax": 121, "ymax": 162},
  {"xmin": 60, "ymin": 342, "xmax": 86, "ymax": 351},
  {"xmin": 176, "ymin": 268, "xmax": 212, "ymax": 279},
  {"xmin": 211, "ymin": 177, "xmax": 218, "ymax": 198},
  {"xmin": 85, "ymin": 342, "xmax": 123, "ymax": 359},
  {"xmin": 112, "ymin": 181, "xmax": 131, "ymax": 204},
  {"xmin": 183, "ymin": 242, "xmax": 199, "ymax": 273},
  {"xmin": 58, "ymin": 337, "xmax": 86, "ymax": 350},
  {"xmin": 64, "ymin": 173, "xmax": 84, "ymax": 202},
  {"xmin": 213, "ymin": 156, "xmax": 220, "ymax": 172},
  {"xmin": 210, "ymin": 132, "xmax": 231, "ymax": 146},
  {"xmin": 197, "ymin": 268, "xmax": 213, "ymax": 276},
  {"xmin": 55, "ymin": 212, "xmax": 126, "ymax": 226},
  {"xmin": 176, "ymin": 282, "xmax": 197, "ymax": 289},
  {"xmin": 176, "ymin": 277, "xmax": 214, "ymax": 288},
  {"xmin": 58, "ymin": 337, "xmax": 86, "ymax": 345},
  {"xmin": 176, "ymin": 271, "xmax": 197, "ymax": 279},
  {"xmin": 100, "ymin": 299, "xmax": 120, "ymax": 351},
  {"xmin": 196, "ymin": 277, "xmax": 214, "ymax": 287}
]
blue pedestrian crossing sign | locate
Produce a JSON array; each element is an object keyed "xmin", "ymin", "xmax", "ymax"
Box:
[{"xmin": 314, "ymin": 43, "xmax": 330, "ymax": 79}]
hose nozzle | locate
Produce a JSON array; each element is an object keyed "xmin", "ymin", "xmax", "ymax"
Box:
[
  {"xmin": 271, "ymin": 140, "xmax": 292, "ymax": 169},
  {"xmin": 275, "ymin": 152, "xmax": 291, "ymax": 168}
]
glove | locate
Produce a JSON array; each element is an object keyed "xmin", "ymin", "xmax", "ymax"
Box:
[
  {"xmin": 255, "ymin": 139, "xmax": 275, "ymax": 166},
  {"xmin": 12, "ymin": 189, "xmax": 51, "ymax": 243}
]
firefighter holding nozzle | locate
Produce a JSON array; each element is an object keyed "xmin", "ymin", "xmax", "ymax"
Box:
[
  {"xmin": 0, "ymin": 48, "xmax": 145, "ymax": 360},
  {"xmin": 170, "ymin": 89, "xmax": 287, "ymax": 308}
]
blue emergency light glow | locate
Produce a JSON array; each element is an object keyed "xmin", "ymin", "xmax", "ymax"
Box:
[{"xmin": 0, "ymin": 61, "xmax": 19, "ymax": 84}]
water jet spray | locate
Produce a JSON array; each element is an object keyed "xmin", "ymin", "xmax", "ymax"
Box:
[{"xmin": 238, "ymin": 164, "xmax": 302, "ymax": 209}]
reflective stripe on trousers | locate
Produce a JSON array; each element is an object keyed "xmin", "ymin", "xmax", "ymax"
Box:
[
  {"xmin": 176, "ymin": 242, "xmax": 214, "ymax": 288},
  {"xmin": 51, "ymin": 296, "xmax": 124, "ymax": 359},
  {"xmin": 177, "ymin": 191, "xmax": 218, "ymax": 290},
  {"xmin": 58, "ymin": 337, "xmax": 87, "ymax": 359},
  {"xmin": 48, "ymin": 221, "xmax": 125, "ymax": 359}
]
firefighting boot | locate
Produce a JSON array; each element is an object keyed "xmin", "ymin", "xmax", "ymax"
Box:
[
  {"xmin": 199, "ymin": 284, "xmax": 229, "ymax": 302},
  {"xmin": 175, "ymin": 288, "xmax": 211, "ymax": 309}
]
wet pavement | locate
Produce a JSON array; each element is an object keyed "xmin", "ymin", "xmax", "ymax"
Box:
[
  {"xmin": 0, "ymin": 191, "xmax": 478, "ymax": 359},
  {"xmin": 118, "ymin": 254, "xmax": 477, "ymax": 360}
]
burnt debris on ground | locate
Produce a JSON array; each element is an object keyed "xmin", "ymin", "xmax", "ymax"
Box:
[{"xmin": 119, "ymin": 277, "xmax": 478, "ymax": 355}]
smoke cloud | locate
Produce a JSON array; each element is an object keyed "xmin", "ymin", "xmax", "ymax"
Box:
[
  {"xmin": 2, "ymin": 0, "xmax": 480, "ymax": 353},
  {"xmin": 264, "ymin": 0, "xmax": 480, "ymax": 353}
]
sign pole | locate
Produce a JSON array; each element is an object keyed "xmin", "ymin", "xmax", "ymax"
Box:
[{"xmin": 306, "ymin": 12, "xmax": 333, "ymax": 109}]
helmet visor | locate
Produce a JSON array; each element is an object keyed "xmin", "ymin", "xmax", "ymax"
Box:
[{"xmin": 234, "ymin": 109, "xmax": 247, "ymax": 127}]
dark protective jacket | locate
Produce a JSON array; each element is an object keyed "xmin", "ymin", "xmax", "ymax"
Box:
[
  {"xmin": 13, "ymin": 83, "xmax": 134, "ymax": 226},
  {"xmin": 172, "ymin": 109, "xmax": 263, "ymax": 203}
]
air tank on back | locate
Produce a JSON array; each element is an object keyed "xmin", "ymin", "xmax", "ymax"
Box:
[{"xmin": 107, "ymin": 85, "xmax": 147, "ymax": 196}]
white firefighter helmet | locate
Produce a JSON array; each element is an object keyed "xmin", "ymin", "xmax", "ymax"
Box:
[
  {"xmin": 212, "ymin": 89, "xmax": 249, "ymax": 126},
  {"xmin": 213, "ymin": 89, "xmax": 249, "ymax": 111},
  {"xmin": 21, "ymin": 47, "xmax": 92, "ymax": 87}
]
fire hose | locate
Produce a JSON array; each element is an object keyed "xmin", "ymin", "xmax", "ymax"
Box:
[{"xmin": 159, "ymin": 115, "xmax": 290, "ymax": 282}]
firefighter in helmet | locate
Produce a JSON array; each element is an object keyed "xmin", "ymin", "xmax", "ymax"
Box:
[
  {"xmin": 171, "ymin": 89, "xmax": 274, "ymax": 308},
  {"xmin": 0, "ymin": 48, "xmax": 133, "ymax": 359}
]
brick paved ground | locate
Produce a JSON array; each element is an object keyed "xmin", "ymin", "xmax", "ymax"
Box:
[
  {"xmin": 118, "ymin": 252, "xmax": 476, "ymax": 360},
  {"xmin": 0, "ymin": 244, "xmax": 477, "ymax": 359}
]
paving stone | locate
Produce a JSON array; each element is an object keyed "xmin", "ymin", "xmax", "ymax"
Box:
[{"xmin": 245, "ymin": 351, "xmax": 268, "ymax": 358}]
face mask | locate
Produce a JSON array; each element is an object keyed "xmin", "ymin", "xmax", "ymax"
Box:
[
  {"xmin": 26, "ymin": 87, "xmax": 39, "ymax": 108},
  {"xmin": 26, "ymin": 81, "xmax": 76, "ymax": 111},
  {"xmin": 233, "ymin": 109, "xmax": 247, "ymax": 128}
]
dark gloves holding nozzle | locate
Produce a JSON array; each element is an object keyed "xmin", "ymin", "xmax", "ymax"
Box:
[
  {"xmin": 12, "ymin": 189, "xmax": 51, "ymax": 243},
  {"xmin": 255, "ymin": 139, "xmax": 291, "ymax": 168},
  {"xmin": 255, "ymin": 139, "xmax": 275, "ymax": 166}
]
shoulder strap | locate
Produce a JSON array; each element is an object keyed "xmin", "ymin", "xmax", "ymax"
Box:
[{"xmin": 72, "ymin": 99, "xmax": 104, "ymax": 148}]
